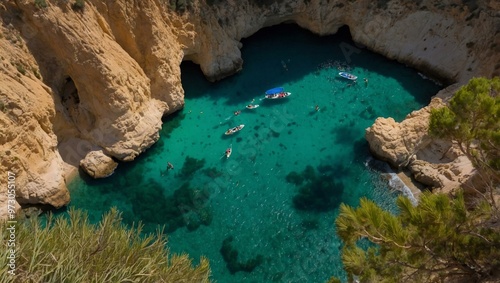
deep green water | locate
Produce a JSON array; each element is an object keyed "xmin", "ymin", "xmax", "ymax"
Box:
[{"xmin": 66, "ymin": 25, "xmax": 441, "ymax": 282}]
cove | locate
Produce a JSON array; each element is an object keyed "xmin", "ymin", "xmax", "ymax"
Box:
[{"xmin": 65, "ymin": 24, "xmax": 441, "ymax": 282}]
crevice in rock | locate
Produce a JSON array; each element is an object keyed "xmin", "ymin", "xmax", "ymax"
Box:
[{"xmin": 60, "ymin": 76, "xmax": 80, "ymax": 120}]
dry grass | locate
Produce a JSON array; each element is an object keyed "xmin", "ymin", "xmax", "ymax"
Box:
[{"xmin": 0, "ymin": 208, "xmax": 212, "ymax": 283}]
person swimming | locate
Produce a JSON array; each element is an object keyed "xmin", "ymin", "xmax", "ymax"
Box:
[{"xmin": 167, "ymin": 162, "xmax": 174, "ymax": 170}]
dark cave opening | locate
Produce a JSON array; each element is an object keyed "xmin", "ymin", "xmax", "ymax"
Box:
[{"xmin": 60, "ymin": 76, "xmax": 80, "ymax": 115}]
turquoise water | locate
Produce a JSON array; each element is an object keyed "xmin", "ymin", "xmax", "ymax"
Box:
[{"xmin": 66, "ymin": 25, "xmax": 441, "ymax": 282}]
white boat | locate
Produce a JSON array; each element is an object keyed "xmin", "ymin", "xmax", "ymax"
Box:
[
  {"xmin": 224, "ymin": 124, "xmax": 245, "ymax": 135},
  {"xmin": 339, "ymin": 72, "xmax": 357, "ymax": 80},
  {"xmin": 246, "ymin": 104, "xmax": 260, "ymax": 109},
  {"xmin": 264, "ymin": 87, "xmax": 292, "ymax": 99},
  {"xmin": 265, "ymin": 92, "xmax": 291, "ymax": 99}
]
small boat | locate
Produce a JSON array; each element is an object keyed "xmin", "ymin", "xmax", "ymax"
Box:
[
  {"xmin": 225, "ymin": 124, "xmax": 245, "ymax": 135},
  {"xmin": 225, "ymin": 144, "xmax": 232, "ymax": 158},
  {"xmin": 339, "ymin": 72, "xmax": 357, "ymax": 80},
  {"xmin": 265, "ymin": 92, "xmax": 291, "ymax": 99},
  {"xmin": 264, "ymin": 87, "xmax": 291, "ymax": 99},
  {"xmin": 246, "ymin": 104, "xmax": 260, "ymax": 109}
]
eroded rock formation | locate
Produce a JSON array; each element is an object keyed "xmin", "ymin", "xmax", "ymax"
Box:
[
  {"xmin": 0, "ymin": 0, "xmax": 498, "ymax": 218},
  {"xmin": 365, "ymin": 88, "xmax": 476, "ymax": 193},
  {"xmin": 80, "ymin": 150, "xmax": 118, "ymax": 178}
]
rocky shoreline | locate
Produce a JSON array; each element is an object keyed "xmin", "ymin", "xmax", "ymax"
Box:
[{"xmin": 0, "ymin": 0, "xmax": 499, "ymax": 219}]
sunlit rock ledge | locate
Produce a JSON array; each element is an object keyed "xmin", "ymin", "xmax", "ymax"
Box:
[{"xmin": 0, "ymin": 0, "xmax": 498, "ymax": 219}]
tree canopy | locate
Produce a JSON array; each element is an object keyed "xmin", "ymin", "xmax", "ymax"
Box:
[
  {"xmin": 429, "ymin": 77, "xmax": 500, "ymax": 172},
  {"xmin": 334, "ymin": 192, "xmax": 500, "ymax": 283}
]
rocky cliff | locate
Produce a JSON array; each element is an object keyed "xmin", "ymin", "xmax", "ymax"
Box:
[
  {"xmin": 365, "ymin": 92, "xmax": 476, "ymax": 193},
  {"xmin": 0, "ymin": 0, "xmax": 499, "ymax": 219}
]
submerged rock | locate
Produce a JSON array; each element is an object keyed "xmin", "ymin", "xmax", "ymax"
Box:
[{"xmin": 220, "ymin": 236, "xmax": 264, "ymax": 274}]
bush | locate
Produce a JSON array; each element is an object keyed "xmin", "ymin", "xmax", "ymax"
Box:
[
  {"xmin": 0, "ymin": 208, "xmax": 212, "ymax": 282},
  {"xmin": 15, "ymin": 63, "xmax": 26, "ymax": 75},
  {"xmin": 72, "ymin": 0, "xmax": 85, "ymax": 11},
  {"xmin": 34, "ymin": 0, "xmax": 48, "ymax": 9}
]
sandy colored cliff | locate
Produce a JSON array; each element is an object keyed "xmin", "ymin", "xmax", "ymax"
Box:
[{"xmin": 0, "ymin": 0, "xmax": 499, "ymax": 219}]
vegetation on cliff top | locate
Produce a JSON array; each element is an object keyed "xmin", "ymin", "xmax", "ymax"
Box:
[
  {"xmin": 331, "ymin": 77, "xmax": 500, "ymax": 283},
  {"xmin": 0, "ymin": 208, "xmax": 212, "ymax": 282},
  {"xmin": 430, "ymin": 77, "xmax": 500, "ymax": 173},
  {"xmin": 430, "ymin": 77, "xmax": 499, "ymax": 206}
]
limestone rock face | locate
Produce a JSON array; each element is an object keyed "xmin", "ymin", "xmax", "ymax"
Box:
[
  {"xmin": 365, "ymin": 94, "xmax": 475, "ymax": 193},
  {"xmin": 408, "ymin": 156, "xmax": 474, "ymax": 193},
  {"xmin": 80, "ymin": 150, "xmax": 118, "ymax": 178},
  {"xmin": 408, "ymin": 160, "xmax": 445, "ymax": 189},
  {"xmin": 0, "ymin": 0, "xmax": 498, "ymax": 219},
  {"xmin": 365, "ymin": 98, "xmax": 444, "ymax": 169},
  {"xmin": 184, "ymin": 0, "xmax": 500, "ymax": 84}
]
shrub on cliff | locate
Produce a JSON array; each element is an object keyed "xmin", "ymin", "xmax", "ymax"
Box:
[
  {"xmin": 0, "ymin": 208, "xmax": 212, "ymax": 282},
  {"xmin": 34, "ymin": 0, "xmax": 48, "ymax": 9},
  {"xmin": 71, "ymin": 0, "xmax": 85, "ymax": 12}
]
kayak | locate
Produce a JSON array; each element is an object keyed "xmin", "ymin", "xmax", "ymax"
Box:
[
  {"xmin": 339, "ymin": 72, "xmax": 357, "ymax": 80},
  {"xmin": 225, "ymin": 124, "xmax": 245, "ymax": 135},
  {"xmin": 225, "ymin": 145, "xmax": 232, "ymax": 158}
]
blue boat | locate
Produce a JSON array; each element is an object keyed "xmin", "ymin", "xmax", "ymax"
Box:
[
  {"xmin": 339, "ymin": 72, "xmax": 357, "ymax": 80},
  {"xmin": 264, "ymin": 87, "xmax": 291, "ymax": 99},
  {"xmin": 265, "ymin": 87, "xmax": 285, "ymax": 95}
]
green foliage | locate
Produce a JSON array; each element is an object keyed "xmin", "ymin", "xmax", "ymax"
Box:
[
  {"xmin": 0, "ymin": 208, "xmax": 212, "ymax": 282},
  {"xmin": 34, "ymin": 0, "xmax": 48, "ymax": 9},
  {"xmin": 168, "ymin": 0, "xmax": 193, "ymax": 13},
  {"xmin": 15, "ymin": 63, "xmax": 26, "ymax": 75},
  {"xmin": 335, "ymin": 191, "xmax": 500, "ymax": 282},
  {"xmin": 32, "ymin": 67, "xmax": 41, "ymax": 79},
  {"xmin": 71, "ymin": 0, "xmax": 85, "ymax": 12},
  {"xmin": 429, "ymin": 77, "xmax": 500, "ymax": 172}
]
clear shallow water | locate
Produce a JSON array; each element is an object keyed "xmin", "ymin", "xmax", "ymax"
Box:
[{"xmin": 65, "ymin": 25, "xmax": 441, "ymax": 282}]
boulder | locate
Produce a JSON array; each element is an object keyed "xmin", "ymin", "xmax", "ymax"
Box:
[{"xmin": 80, "ymin": 150, "xmax": 118, "ymax": 178}]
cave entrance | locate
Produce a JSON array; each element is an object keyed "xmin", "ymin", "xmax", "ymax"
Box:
[
  {"xmin": 179, "ymin": 23, "xmax": 360, "ymax": 103},
  {"xmin": 61, "ymin": 76, "xmax": 80, "ymax": 111}
]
